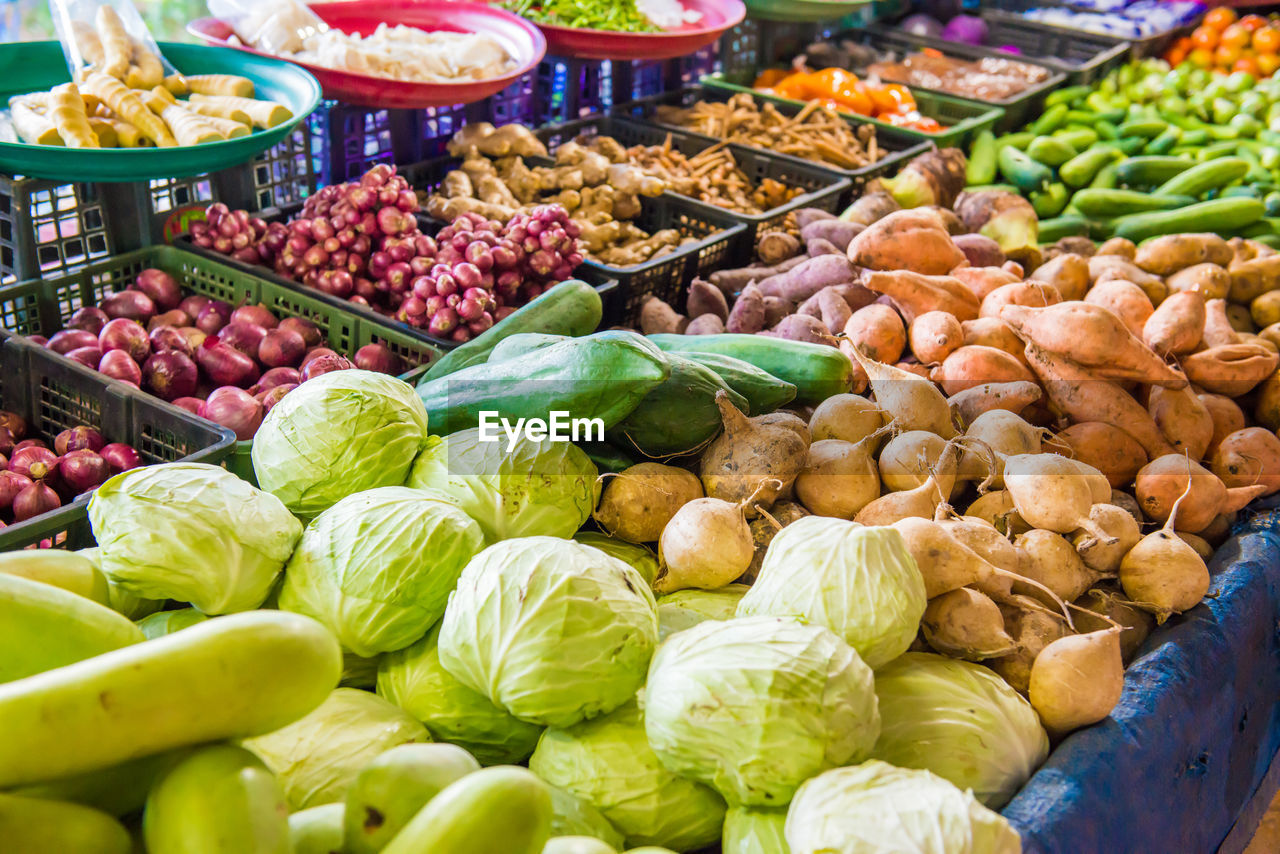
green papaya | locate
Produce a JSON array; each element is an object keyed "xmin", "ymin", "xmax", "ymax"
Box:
[
  {"xmin": 0, "ymin": 792, "xmax": 131, "ymax": 854},
  {"xmin": 606, "ymin": 355, "xmax": 747, "ymax": 457},
  {"xmin": 487, "ymin": 332, "xmax": 570, "ymax": 362},
  {"xmin": 136, "ymin": 608, "xmax": 208, "ymax": 640},
  {"xmin": 0, "ymin": 610, "xmax": 341, "ymax": 789},
  {"xmin": 0, "ymin": 572, "xmax": 144, "ymax": 683},
  {"xmin": 289, "ymin": 803, "xmax": 345, "ymax": 854},
  {"xmin": 345, "ymin": 743, "xmax": 481, "ymax": 854},
  {"xmin": 0, "ymin": 549, "xmax": 110, "ymax": 604},
  {"xmin": 381, "ymin": 766, "xmax": 553, "ymax": 854},
  {"xmin": 143, "ymin": 744, "xmax": 290, "ymax": 854},
  {"xmin": 16, "ymin": 751, "xmax": 186, "ymax": 817},
  {"xmin": 545, "ymin": 837, "xmax": 619, "ymax": 854}
]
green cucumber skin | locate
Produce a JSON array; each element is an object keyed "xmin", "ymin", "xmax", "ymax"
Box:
[
  {"xmin": 681, "ymin": 352, "xmax": 797, "ymax": 414},
  {"xmin": 646, "ymin": 333, "xmax": 852, "ymax": 405},
  {"xmin": 1113, "ymin": 198, "xmax": 1266, "ymax": 241}
]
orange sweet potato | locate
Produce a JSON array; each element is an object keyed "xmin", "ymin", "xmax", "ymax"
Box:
[
  {"xmin": 1182, "ymin": 343, "xmax": 1280, "ymax": 396},
  {"xmin": 843, "ymin": 304, "xmax": 906, "ymax": 364},
  {"xmin": 951, "ymin": 266, "xmax": 1021, "ymax": 301},
  {"xmin": 1134, "ymin": 233, "xmax": 1233, "ymax": 276},
  {"xmin": 860, "ymin": 269, "xmax": 980, "ymax": 324},
  {"xmin": 1083, "ymin": 280, "xmax": 1154, "ymax": 340},
  {"xmin": 1197, "ymin": 392, "xmax": 1248, "ymax": 459},
  {"xmin": 1052, "ymin": 422, "xmax": 1148, "ymax": 489},
  {"xmin": 1147, "ymin": 385, "xmax": 1214, "ymax": 462},
  {"xmin": 930, "ymin": 344, "xmax": 1035, "ymax": 395},
  {"xmin": 961, "ymin": 318, "xmax": 1026, "ymax": 363},
  {"xmin": 1136, "ymin": 454, "xmax": 1266, "ymax": 532},
  {"xmin": 1143, "ymin": 291, "xmax": 1205, "ymax": 356},
  {"xmin": 979, "ymin": 282, "xmax": 1062, "ymax": 319},
  {"xmin": 1089, "ymin": 255, "xmax": 1167, "ymax": 305},
  {"xmin": 847, "ymin": 209, "xmax": 967, "ymax": 275},
  {"xmin": 1211, "ymin": 427, "xmax": 1280, "ymax": 495},
  {"xmin": 909, "ymin": 311, "xmax": 964, "ymax": 365},
  {"xmin": 1202, "ymin": 299, "xmax": 1242, "ymax": 348},
  {"xmin": 1030, "ymin": 253, "xmax": 1089, "ymax": 301}
]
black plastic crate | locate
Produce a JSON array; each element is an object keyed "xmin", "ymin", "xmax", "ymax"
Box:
[
  {"xmin": 615, "ymin": 87, "xmax": 933, "ymax": 206},
  {"xmin": 980, "ymin": 2, "xmax": 1199, "ymax": 59},
  {"xmin": 536, "ymin": 114, "xmax": 851, "ymax": 255},
  {"xmin": 821, "ymin": 28, "xmax": 1070, "ymax": 131},
  {"xmin": 403, "ymin": 153, "xmax": 746, "ymax": 327},
  {"xmin": 0, "ymin": 331, "xmax": 234, "ymax": 551}
]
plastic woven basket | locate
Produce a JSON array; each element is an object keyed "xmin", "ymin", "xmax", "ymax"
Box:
[
  {"xmin": 536, "ymin": 114, "xmax": 852, "ymax": 254},
  {"xmin": 0, "ymin": 331, "xmax": 234, "ymax": 551},
  {"xmin": 980, "ymin": 3, "xmax": 1197, "ymax": 60},
  {"xmin": 0, "ymin": 245, "xmax": 446, "ymax": 484}
]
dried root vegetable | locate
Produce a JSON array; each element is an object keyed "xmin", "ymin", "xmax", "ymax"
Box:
[{"xmin": 621, "ymin": 138, "xmax": 803, "ymax": 217}]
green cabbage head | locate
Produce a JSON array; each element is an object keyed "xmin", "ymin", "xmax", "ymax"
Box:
[
  {"xmin": 573, "ymin": 532, "xmax": 658, "ymax": 586},
  {"xmin": 377, "ymin": 624, "xmax": 544, "ymax": 766},
  {"xmin": 872, "ymin": 653, "xmax": 1048, "ymax": 808},
  {"xmin": 547, "ymin": 784, "xmax": 626, "ymax": 850},
  {"xmin": 643, "ymin": 616, "xmax": 879, "ymax": 807},
  {"xmin": 242, "ymin": 687, "xmax": 429, "ymax": 809},
  {"xmin": 784, "ymin": 761, "xmax": 1022, "ymax": 854},
  {"xmin": 88, "ymin": 463, "xmax": 302, "ymax": 614},
  {"xmin": 252, "ymin": 370, "xmax": 430, "ymax": 520},
  {"xmin": 656, "ymin": 585, "xmax": 750, "ymax": 641},
  {"xmin": 723, "ymin": 806, "xmax": 789, "ymax": 854},
  {"xmin": 529, "ymin": 703, "xmax": 726, "ymax": 851},
  {"xmin": 406, "ymin": 428, "xmax": 597, "ymax": 543},
  {"xmin": 438, "ymin": 537, "xmax": 657, "ymax": 728},
  {"xmin": 737, "ymin": 519, "xmax": 926, "ymax": 669},
  {"xmin": 279, "ymin": 486, "xmax": 484, "ymax": 656},
  {"xmin": 136, "ymin": 608, "xmax": 207, "ymax": 640}
]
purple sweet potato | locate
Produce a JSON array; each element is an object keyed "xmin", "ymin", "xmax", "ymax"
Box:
[
  {"xmin": 818, "ymin": 287, "xmax": 854, "ymax": 336},
  {"xmin": 726, "ymin": 283, "xmax": 766, "ymax": 334},
  {"xmin": 801, "ymin": 219, "xmax": 865, "ymax": 253},
  {"xmin": 687, "ymin": 278, "xmax": 729, "ymax": 322},
  {"xmin": 953, "ymin": 233, "xmax": 1006, "ymax": 269},
  {"xmin": 757, "ymin": 254, "xmax": 857, "ymax": 301},
  {"xmin": 763, "ymin": 296, "xmax": 790, "ymax": 327},
  {"xmin": 770, "ymin": 313, "xmax": 839, "ymax": 346},
  {"xmin": 687, "ymin": 314, "xmax": 726, "ymax": 335},
  {"xmin": 794, "ymin": 207, "xmax": 837, "ymax": 229},
  {"xmin": 806, "ymin": 237, "xmax": 844, "ymax": 257}
]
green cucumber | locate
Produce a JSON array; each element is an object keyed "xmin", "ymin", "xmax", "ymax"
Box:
[
  {"xmin": 966, "ymin": 130, "xmax": 997, "ymax": 185},
  {"xmin": 1096, "ymin": 120, "xmax": 1121, "ymax": 140},
  {"xmin": 1113, "ymin": 198, "xmax": 1266, "ymax": 241},
  {"xmin": 1090, "ymin": 160, "xmax": 1121, "ymax": 189},
  {"xmin": 1060, "ymin": 146, "xmax": 1118, "ymax": 188},
  {"xmin": 417, "ymin": 332, "xmax": 670, "ymax": 435},
  {"xmin": 606, "ymin": 355, "xmax": 748, "ymax": 457},
  {"xmin": 345, "ymin": 744, "xmax": 481, "ymax": 854},
  {"xmin": 421, "ymin": 280, "xmax": 603, "ymax": 381},
  {"xmin": 1071, "ymin": 189, "xmax": 1197, "ymax": 217},
  {"xmin": 1031, "ymin": 182, "xmax": 1071, "ymax": 218},
  {"xmin": 1055, "ymin": 129, "xmax": 1098, "ymax": 151},
  {"xmin": 680, "ymin": 352, "xmax": 797, "ymax": 414},
  {"xmin": 1026, "ymin": 136, "xmax": 1077, "ymax": 166},
  {"xmin": 1046, "ymin": 85, "xmax": 1091, "ymax": 108},
  {"xmin": 290, "ymin": 804, "xmax": 346, "ymax": 854},
  {"xmin": 1116, "ymin": 156, "xmax": 1192, "ymax": 187},
  {"xmin": 646, "ymin": 333, "xmax": 853, "ymax": 405},
  {"xmin": 15, "ymin": 752, "xmax": 182, "ymax": 818},
  {"xmin": 1036, "ymin": 214, "xmax": 1091, "ymax": 242},
  {"xmin": 1154, "ymin": 157, "xmax": 1250, "ymax": 197},
  {"xmin": 962, "ymin": 183, "xmax": 1020, "ymax": 194},
  {"xmin": 1114, "ymin": 137, "xmax": 1147, "ymax": 155},
  {"xmin": 1223, "ymin": 185, "xmax": 1263, "ymax": 199},
  {"xmin": 1143, "ymin": 127, "xmax": 1181, "ymax": 155},
  {"xmin": 1030, "ymin": 103, "xmax": 1069, "ymax": 135},
  {"xmin": 1117, "ymin": 119, "xmax": 1165, "ymax": 138},
  {"xmin": 997, "ymin": 146, "xmax": 1052, "ymax": 192},
  {"xmin": 995, "ymin": 131, "xmax": 1034, "ymax": 150}
]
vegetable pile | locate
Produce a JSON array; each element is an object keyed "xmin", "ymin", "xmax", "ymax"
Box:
[
  {"xmin": 751, "ymin": 67, "xmax": 946, "ymax": 133},
  {"xmin": 0, "ymin": 417, "xmax": 140, "ymax": 524}
]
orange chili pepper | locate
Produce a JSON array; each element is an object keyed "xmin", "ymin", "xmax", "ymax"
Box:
[
  {"xmin": 771, "ymin": 74, "xmax": 810, "ymax": 100},
  {"xmin": 753, "ymin": 68, "xmax": 791, "ymax": 89}
]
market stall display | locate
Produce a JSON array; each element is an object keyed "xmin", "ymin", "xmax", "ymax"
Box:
[{"xmin": 1165, "ymin": 8, "xmax": 1280, "ymax": 78}]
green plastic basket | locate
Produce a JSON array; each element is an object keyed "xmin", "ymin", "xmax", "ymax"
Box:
[
  {"xmin": 0, "ymin": 245, "xmax": 445, "ymax": 485},
  {"xmin": 700, "ymin": 72, "xmax": 1004, "ymax": 150},
  {"xmin": 0, "ymin": 42, "xmax": 321, "ymax": 182}
]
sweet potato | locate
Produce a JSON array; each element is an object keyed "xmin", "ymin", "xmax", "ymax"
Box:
[
  {"xmin": 726, "ymin": 283, "xmax": 766, "ymax": 334},
  {"xmin": 1256, "ymin": 369, "xmax": 1280, "ymax": 432},
  {"xmin": 1246, "ymin": 333, "xmax": 1279, "ymax": 353},
  {"xmin": 952, "ymin": 233, "xmax": 1005, "ymax": 268},
  {"xmin": 1229, "ymin": 304, "xmax": 1256, "ymax": 333},
  {"xmin": 762, "ymin": 296, "xmax": 790, "ymax": 328},
  {"xmin": 1252, "ymin": 290, "xmax": 1280, "ymax": 329},
  {"xmin": 1229, "ymin": 236, "xmax": 1258, "ymax": 266},
  {"xmin": 1135, "ymin": 233, "xmax": 1232, "ymax": 276},
  {"xmin": 1003, "ymin": 260, "xmax": 1026, "ymax": 278},
  {"xmin": 687, "ymin": 278, "xmax": 729, "ymax": 322},
  {"xmin": 757, "ymin": 231, "xmax": 801, "ymax": 266},
  {"xmin": 1052, "ymin": 422, "xmax": 1147, "ymax": 488},
  {"xmin": 843, "ymin": 304, "xmax": 906, "ymax": 364},
  {"xmin": 847, "ymin": 209, "xmax": 967, "ymax": 275},
  {"xmin": 1182, "ymin": 343, "xmax": 1280, "ymax": 396},
  {"xmin": 1089, "ymin": 256, "xmax": 1167, "ymax": 305},
  {"xmin": 909, "ymin": 311, "xmax": 964, "ymax": 365},
  {"xmin": 757, "ymin": 254, "xmax": 857, "ymax": 302},
  {"xmin": 979, "ymin": 282, "xmax": 1062, "ymax": 318},
  {"xmin": 930, "ymin": 345, "xmax": 1035, "ymax": 395},
  {"xmin": 1147, "ymin": 385, "xmax": 1214, "ymax": 462},
  {"xmin": 1083, "ymin": 280, "xmax": 1154, "ymax": 340},
  {"xmin": 801, "ymin": 219, "xmax": 864, "ymax": 252},
  {"xmin": 687, "ymin": 314, "xmax": 726, "ymax": 335},
  {"xmin": 794, "ymin": 207, "xmax": 836, "ymax": 229},
  {"xmin": 951, "ymin": 266, "xmax": 1021, "ymax": 301},
  {"xmin": 640, "ymin": 297, "xmax": 687, "ymax": 334},
  {"xmin": 860, "ymin": 269, "xmax": 980, "ymax": 324},
  {"xmin": 817, "ymin": 287, "xmax": 854, "ymax": 336},
  {"xmin": 770, "ymin": 314, "xmax": 839, "ymax": 346},
  {"xmin": 894, "ymin": 360, "xmax": 931, "ymax": 379},
  {"xmin": 1030, "ymin": 254, "xmax": 1090, "ymax": 301},
  {"xmin": 840, "ymin": 191, "xmax": 899, "ymax": 226},
  {"xmin": 1046, "ymin": 237, "xmax": 1096, "ymax": 261},
  {"xmin": 1227, "ymin": 254, "xmax": 1280, "ymax": 303},
  {"xmin": 1097, "ymin": 237, "xmax": 1136, "ymax": 259},
  {"xmin": 947, "ymin": 381, "xmax": 1042, "ymax": 427},
  {"xmin": 1203, "ymin": 299, "xmax": 1241, "ymax": 348},
  {"xmin": 1212, "ymin": 427, "xmax": 1280, "ymax": 495},
  {"xmin": 999, "ymin": 303, "xmax": 1188, "ymax": 389},
  {"xmin": 1143, "ymin": 291, "xmax": 1205, "ymax": 356},
  {"xmin": 1166, "ymin": 263, "xmax": 1230, "ymax": 300},
  {"xmin": 961, "ymin": 318, "xmax": 1026, "ymax": 362},
  {"xmin": 922, "ymin": 205, "xmax": 966, "ymax": 236},
  {"xmin": 806, "ymin": 237, "xmax": 842, "ymax": 257},
  {"xmin": 708, "ymin": 255, "xmax": 808, "ymax": 295},
  {"xmin": 1136, "ymin": 454, "xmax": 1266, "ymax": 532},
  {"xmin": 1197, "ymin": 393, "xmax": 1247, "ymax": 458}
]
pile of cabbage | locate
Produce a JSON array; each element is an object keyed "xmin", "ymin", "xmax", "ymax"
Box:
[{"xmin": 83, "ymin": 368, "xmax": 1045, "ymax": 854}]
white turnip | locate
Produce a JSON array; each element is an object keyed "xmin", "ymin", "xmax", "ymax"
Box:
[
  {"xmin": 1013, "ymin": 529, "xmax": 1099, "ymax": 606},
  {"xmin": 1004, "ymin": 454, "xmax": 1115, "ymax": 542},
  {"xmin": 595, "ymin": 463, "xmax": 704, "ymax": 544},
  {"xmin": 1119, "ymin": 480, "xmax": 1210, "ymax": 621},
  {"xmin": 1029, "ymin": 628, "xmax": 1124, "ymax": 734},
  {"xmin": 848, "ymin": 347, "xmax": 958, "ymax": 438},
  {"xmin": 878, "ymin": 431, "xmax": 960, "ymax": 495},
  {"xmin": 656, "ymin": 496, "xmax": 754, "ymax": 594},
  {"xmin": 1070, "ymin": 504, "xmax": 1141, "ymax": 575},
  {"xmin": 794, "ymin": 439, "xmax": 880, "ymax": 519},
  {"xmin": 922, "ymin": 588, "xmax": 1017, "ymax": 660},
  {"xmin": 701, "ymin": 392, "xmax": 809, "ymax": 509}
]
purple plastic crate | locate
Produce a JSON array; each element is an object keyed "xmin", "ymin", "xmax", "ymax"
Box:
[
  {"xmin": 487, "ymin": 71, "xmax": 538, "ymax": 127},
  {"xmin": 536, "ymin": 55, "xmax": 613, "ymax": 125}
]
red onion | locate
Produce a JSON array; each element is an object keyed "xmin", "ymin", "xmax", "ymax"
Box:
[
  {"xmin": 143, "ymin": 351, "xmax": 199, "ymax": 401},
  {"xmin": 203, "ymin": 387, "xmax": 264, "ymax": 440},
  {"xmin": 59, "ymin": 449, "xmax": 110, "ymax": 495},
  {"xmin": 148, "ymin": 309, "xmax": 192, "ymax": 332},
  {"xmin": 177, "ymin": 327, "xmax": 208, "ymax": 351},
  {"xmin": 301, "ymin": 354, "xmax": 354, "ymax": 381},
  {"xmin": 48, "ymin": 329, "xmax": 100, "ymax": 355},
  {"xmin": 259, "ymin": 367, "xmax": 302, "ymax": 390},
  {"xmin": 13, "ymin": 439, "xmax": 44, "ymax": 451},
  {"xmin": 196, "ymin": 301, "xmax": 233, "ymax": 335},
  {"xmin": 134, "ymin": 269, "xmax": 182, "ymax": 311},
  {"xmin": 0, "ymin": 427, "xmax": 14, "ymax": 455},
  {"xmin": 54, "ymin": 426, "xmax": 105, "ymax": 455},
  {"xmin": 100, "ymin": 443, "xmax": 142, "ymax": 474},
  {"xmin": 9, "ymin": 446, "xmax": 57, "ymax": 481},
  {"xmin": 172, "ymin": 397, "xmax": 205, "ymax": 415},
  {"xmin": 258, "ymin": 329, "xmax": 306, "ymax": 368},
  {"xmin": 99, "ymin": 318, "xmax": 150, "ymax": 363},
  {"xmin": 149, "ymin": 326, "xmax": 193, "ymax": 358},
  {"xmin": 301, "ymin": 347, "xmax": 339, "ymax": 368},
  {"xmin": 179, "ymin": 295, "xmax": 211, "ymax": 320},
  {"xmin": 196, "ymin": 337, "xmax": 257, "ymax": 387},
  {"xmin": 67, "ymin": 306, "xmax": 109, "ymax": 335},
  {"xmin": 100, "ymin": 290, "xmax": 157, "ymax": 323},
  {"xmin": 231, "ymin": 303, "xmax": 278, "ymax": 330},
  {"xmin": 218, "ymin": 322, "xmax": 268, "ymax": 359},
  {"xmin": 259, "ymin": 384, "xmax": 295, "ymax": 412},
  {"xmin": 99, "ymin": 350, "xmax": 143, "ymax": 386},
  {"xmin": 13, "ymin": 481, "xmax": 60, "ymax": 521},
  {"xmin": 0, "ymin": 470, "xmax": 31, "ymax": 509},
  {"xmin": 354, "ymin": 343, "xmax": 402, "ymax": 375}
]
